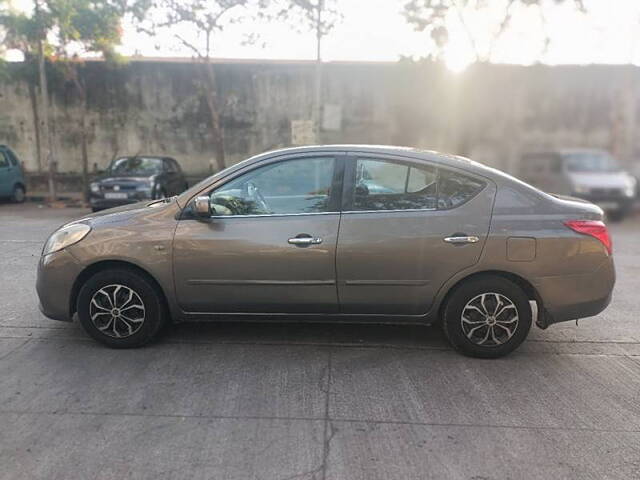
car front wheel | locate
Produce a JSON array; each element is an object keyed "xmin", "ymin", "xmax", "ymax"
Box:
[
  {"xmin": 11, "ymin": 185, "xmax": 25, "ymax": 203},
  {"xmin": 77, "ymin": 268, "xmax": 167, "ymax": 348},
  {"xmin": 441, "ymin": 275, "xmax": 532, "ymax": 358}
]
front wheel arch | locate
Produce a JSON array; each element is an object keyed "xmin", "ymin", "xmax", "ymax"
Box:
[{"xmin": 70, "ymin": 260, "xmax": 170, "ymax": 320}]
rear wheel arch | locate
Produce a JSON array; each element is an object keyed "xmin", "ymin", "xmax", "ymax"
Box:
[
  {"xmin": 70, "ymin": 260, "xmax": 170, "ymax": 319},
  {"xmin": 437, "ymin": 270, "xmax": 542, "ymax": 321}
]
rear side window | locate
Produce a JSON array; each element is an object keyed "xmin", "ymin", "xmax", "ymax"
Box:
[
  {"xmin": 437, "ymin": 168, "xmax": 486, "ymax": 209},
  {"xmin": 352, "ymin": 158, "xmax": 438, "ymax": 211},
  {"xmin": 350, "ymin": 158, "xmax": 485, "ymax": 212}
]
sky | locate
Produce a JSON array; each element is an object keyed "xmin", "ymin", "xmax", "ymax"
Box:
[{"xmin": 4, "ymin": 0, "xmax": 640, "ymax": 71}]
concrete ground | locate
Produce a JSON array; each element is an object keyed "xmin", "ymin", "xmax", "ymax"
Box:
[{"xmin": 1, "ymin": 203, "xmax": 639, "ymax": 480}]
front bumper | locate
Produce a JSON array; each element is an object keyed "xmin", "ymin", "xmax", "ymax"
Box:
[{"xmin": 36, "ymin": 249, "xmax": 83, "ymax": 322}]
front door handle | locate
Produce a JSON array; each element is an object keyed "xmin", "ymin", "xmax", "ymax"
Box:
[
  {"xmin": 443, "ymin": 235, "xmax": 480, "ymax": 244},
  {"xmin": 288, "ymin": 236, "xmax": 323, "ymax": 246}
]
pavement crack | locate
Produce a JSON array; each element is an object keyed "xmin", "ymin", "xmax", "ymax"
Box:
[{"xmin": 0, "ymin": 338, "xmax": 31, "ymax": 361}]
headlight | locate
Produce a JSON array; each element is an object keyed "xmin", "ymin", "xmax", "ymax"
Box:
[
  {"xmin": 90, "ymin": 182, "xmax": 100, "ymax": 193},
  {"xmin": 42, "ymin": 223, "xmax": 91, "ymax": 256},
  {"xmin": 136, "ymin": 184, "xmax": 153, "ymax": 192}
]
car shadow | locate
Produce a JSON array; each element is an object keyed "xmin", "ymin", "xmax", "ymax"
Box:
[{"xmin": 159, "ymin": 321, "xmax": 450, "ymax": 351}]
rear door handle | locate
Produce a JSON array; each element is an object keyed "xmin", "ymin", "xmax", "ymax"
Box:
[
  {"xmin": 443, "ymin": 235, "xmax": 479, "ymax": 244},
  {"xmin": 288, "ymin": 236, "xmax": 323, "ymax": 246}
]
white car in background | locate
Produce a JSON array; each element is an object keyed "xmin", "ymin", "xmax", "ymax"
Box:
[{"xmin": 520, "ymin": 149, "xmax": 637, "ymax": 221}]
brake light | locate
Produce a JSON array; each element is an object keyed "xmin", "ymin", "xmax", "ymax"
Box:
[{"xmin": 564, "ymin": 220, "xmax": 612, "ymax": 254}]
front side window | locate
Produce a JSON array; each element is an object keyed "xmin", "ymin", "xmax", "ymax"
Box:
[
  {"xmin": 209, "ymin": 157, "xmax": 335, "ymax": 216},
  {"xmin": 0, "ymin": 151, "xmax": 9, "ymax": 168},
  {"xmin": 352, "ymin": 158, "xmax": 437, "ymax": 211}
]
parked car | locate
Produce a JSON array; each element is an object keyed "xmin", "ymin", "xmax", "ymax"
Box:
[
  {"xmin": 0, "ymin": 145, "xmax": 26, "ymax": 203},
  {"xmin": 36, "ymin": 145, "xmax": 615, "ymax": 357},
  {"xmin": 89, "ymin": 155, "xmax": 188, "ymax": 212},
  {"xmin": 520, "ymin": 149, "xmax": 636, "ymax": 221}
]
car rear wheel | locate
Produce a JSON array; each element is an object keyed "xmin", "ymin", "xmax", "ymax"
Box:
[
  {"xmin": 441, "ymin": 275, "xmax": 532, "ymax": 358},
  {"xmin": 11, "ymin": 185, "xmax": 25, "ymax": 203},
  {"xmin": 77, "ymin": 268, "xmax": 167, "ymax": 348}
]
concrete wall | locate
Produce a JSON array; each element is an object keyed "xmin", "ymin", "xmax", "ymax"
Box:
[{"xmin": 1, "ymin": 59, "xmax": 639, "ymax": 178}]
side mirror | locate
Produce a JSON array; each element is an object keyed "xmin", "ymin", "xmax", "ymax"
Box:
[{"xmin": 193, "ymin": 196, "xmax": 212, "ymax": 217}]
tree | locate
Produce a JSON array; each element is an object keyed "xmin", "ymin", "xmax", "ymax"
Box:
[
  {"xmin": 280, "ymin": 0, "xmax": 341, "ymax": 138},
  {"xmin": 1, "ymin": 0, "xmax": 145, "ymax": 201},
  {"xmin": 44, "ymin": 0, "xmax": 148, "ymax": 201},
  {"xmin": 403, "ymin": 0, "xmax": 586, "ymax": 63},
  {"xmin": 139, "ymin": 0, "xmax": 274, "ymax": 172},
  {"xmin": 0, "ymin": 3, "xmax": 47, "ymax": 173}
]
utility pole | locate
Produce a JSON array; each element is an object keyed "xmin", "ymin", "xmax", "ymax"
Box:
[
  {"xmin": 35, "ymin": 0, "xmax": 56, "ymax": 202},
  {"xmin": 313, "ymin": 0, "xmax": 323, "ymax": 142}
]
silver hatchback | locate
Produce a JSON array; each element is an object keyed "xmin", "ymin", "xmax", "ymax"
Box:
[{"xmin": 36, "ymin": 146, "xmax": 615, "ymax": 357}]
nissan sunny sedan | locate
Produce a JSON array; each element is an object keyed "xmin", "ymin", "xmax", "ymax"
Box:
[{"xmin": 36, "ymin": 146, "xmax": 615, "ymax": 357}]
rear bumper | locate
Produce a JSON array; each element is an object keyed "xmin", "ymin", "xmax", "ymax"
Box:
[
  {"xmin": 36, "ymin": 250, "xmax": 83, "ymax": 322},
  {"xmin": 534, "ymin": 258, "xmax": 615, "ymax": 325}
]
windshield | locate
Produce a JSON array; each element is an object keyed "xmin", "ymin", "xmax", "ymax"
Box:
[
  {"xmin": 564, "ymin": 152, "xmax": 620, "ymax": 173},
  {"xmin": 110, "ymin": 157, "xmax": 163, "ymax": 175}
]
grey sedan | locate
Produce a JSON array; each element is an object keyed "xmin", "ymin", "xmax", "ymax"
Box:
[{"xmin": 36, "ymin": 146, "xmax": 615, "ymax": 357}]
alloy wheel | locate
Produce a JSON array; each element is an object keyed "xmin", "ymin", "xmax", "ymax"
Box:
[
  {"xmin": 89, "ymin": 284, "xmax": 146, "ymax": 338},
  {"xmin": 460, "ymin": 292, "xmax": 519, "ymax": 347}
]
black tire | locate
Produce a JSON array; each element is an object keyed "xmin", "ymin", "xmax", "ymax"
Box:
[
  {"xmin": 77, "ymin": 268, "xmax": 167, "ymax": 348},
  {"xmin": 441, "ymin": 275, "xmax": 532, "ymax": 358},
  {"xmin": 11, "ymin": 184, "xmax": 25, "ymax": 203}
]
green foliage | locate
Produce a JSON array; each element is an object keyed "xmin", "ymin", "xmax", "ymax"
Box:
[{"xmin": 0, "ymin": 0, "xmax": 149, "ymax": 64}]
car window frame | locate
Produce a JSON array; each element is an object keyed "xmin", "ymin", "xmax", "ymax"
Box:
[
  {"xmin": 181, "ymin": 152, "xmax": 346, "ymax": 220},
  {"xmin": 342, "ymin": 153, "xmax": 487, "ymax": 213}
]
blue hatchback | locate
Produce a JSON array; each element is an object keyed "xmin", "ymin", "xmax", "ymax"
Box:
[{"xmin": 0, "ymin": 145, "xmax": 26, "ymax": 203}]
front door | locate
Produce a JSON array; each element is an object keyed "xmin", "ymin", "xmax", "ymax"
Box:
[
  {"xmin": 173, "ymin": 155, "xmax": 343, "ymax": 314},
  {"xmin": 0, "ymin": 149, "xmax": 12, "ymax": 196},
  {"xmin": 336, "ymin": 155, "xmax": 495, "ymax": 315}
]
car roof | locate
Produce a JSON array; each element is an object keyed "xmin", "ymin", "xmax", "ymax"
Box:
[{"xmin": 249, "ymin": 144, "xmax": 480, "ymax": 171}]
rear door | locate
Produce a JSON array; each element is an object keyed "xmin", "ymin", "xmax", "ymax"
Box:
[{"xmin": 336, "ymin": 154, "xmax": 496, "ymax": 315}]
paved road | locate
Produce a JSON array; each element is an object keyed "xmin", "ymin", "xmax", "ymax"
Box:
[{"xmin": 1, "ymin": 203, "xmax": 639, "ymax": 480}]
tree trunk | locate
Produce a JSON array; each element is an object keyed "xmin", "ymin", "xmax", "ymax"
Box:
[
  {"xmin": 313, "ymin": 0, "xmax": 323, "ymax": 141},
  {"xmin": 202, "ymin": 61, "xmax": 225, "ymax": 172},
  {"xmin": 37, "ymin": 40, "xmax": 55, "ymax": 202},
  {"xmin": 27, "ymin": 81, "xmax": 43, "ymax": 173},
  {"xmin": 70, "ymin": 65, "xmax": 90, "ymax": 203}
]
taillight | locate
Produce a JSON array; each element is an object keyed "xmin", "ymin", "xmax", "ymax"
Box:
[{"xmin": 564, "ymin": 220, "xmax": 612, "ymax": 254}]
